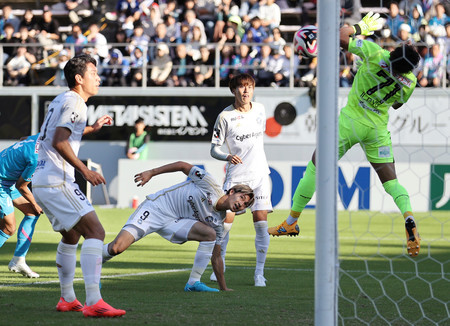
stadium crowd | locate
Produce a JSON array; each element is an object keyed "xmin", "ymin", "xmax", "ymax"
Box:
[{"xmin": 0, "ymin": 0, "xmax": 449, "ymax": 88}]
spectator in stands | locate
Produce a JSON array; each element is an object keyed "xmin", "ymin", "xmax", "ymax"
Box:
[
  {"xmin": 340, "ymin": 0, "xmax": 362, "ymax": 25},
  {"xmin": 65, "ymin": 24, "xmax": 88, "ymax": 56},
  {"xmin": 64, "ymin": 0, "xmax": 92, "ymax": 24},
  {"xmin": 150, "ymin": 22, "xmax": 170, "ymax": 60},
  {"xmin": 121, "ymin": 15, "xmax": 136, "ymax": 38},
  {"xmin": 259, "ymin": 0, "xmax": 281, "ymax": 31},
  {"xmin": 423, "ymin": 0, "xmax": 440, "ymax": 21},
  {"xmin": 52, "ymin": 49, "xmax": 70, "ymax": 86},
  {"xmin": 298, "ymin": 56, "xmax": 317, "ymax": 87},
  {"xmin": 239, "ymin": 0, "xmax": 261, "ymax": 27},
  {"xmin": 419, "ymin": 42, "xmax": 444, "ymax": 87},
  {"xmin": 86, "ymin": 23, "xmax": 109, "ymax": 63},
  {"xmin": 164, "ymin": 12, "xmax": 182, "ymax": 43},
  {"xmin": 140, "ymin": 3, "xmax": 162, "ymax": 38},
  {"xmin": 127, "ymin": 23, "xmax": 150, "ymax": 56},
  {"xmin": 36, "ymin": 6, "xmax": 61, "ymax": 43},
  {"xmin": 183, "ymin": 9, "xmax": 208, "ymax": 44},
  {"xmin": 150, "ymin": 43, "xmax": 173, "ymax": 86},
  {"xmin": 116, "ymin": 0, "xmax": 141, "ymax": 23},
  {"xmin": 399, "ymin": 0, "xmax": 423, "ymax": 17},
  {"xmin": 227, "ymin": 15, "xmax": 245, "ymax": 39},
  {"xmin": 102, "ymin": 48, "xmax": 130, "ymax": 86},
  {"xmin": 417, "ymin": 20, "xmax": 436, "ymax": 45},
  {"xmin": 218, "ymin": 25, "xmax": 241, "ymax": 50},
  {"xmin": 113, "ymin": 29, "xmax": 130, "ymax": 57},
  {"xmin": 265, "ymin": 47, "xmax": 287, "ymax": 87},
  {"xmin": 219, "ymin": 44, "xmax": 235, "ymax": 86},
  {"xmin": 181, "ymin": 0, "xmax": 199, "ymax": 23},
  {"xmin": 213, "ymin": 0, "xmax": 240, "ymax": 42},
  {"xmin": 277, "ymin": 43, "xmax": 298, "ymax": 87},
  {"xmin": 126, "ymin": 118, "xmax": 150, "ymax": 160},
  {"xmin": 385, "ymin": 1, "xmax": 406, "ymax": 40},
  {"xmin": 18, "ymin": 9, "xmax": 38, "ymax": 38},
  {"xmin": 5, "ymin": 46, "xmax": 31, "ymax": 86},
  {"xmin": 408, "ymin": 4, "xmax": 427, "ymax": 41},
  {"xmin": 186, "ymin": 25, "xmax": 205, "ymax": 61},
  {"xmin": 1, "ymin": 23, "xmax": 19, "ymax": 64},
  {"xmin": 193, "ymin": 46, "xmax": 214, "ymax": 86},
  {"xmin": 195, "ymin": 0, "xmax": 217, "ymax": 40},
  {"xmin": 16, "ymin": 26, "xmax": 38, "ymax": 64},
  {"xmin": 167, "ymin": 43, "xmax": 195, "ymax": 87},
  {"xmin": 398, "ymin": 23, "xmax": 412, "ymax": 41},
  {"xmin": 253, "ymin": 43, "xmax": 273, "ymax": 86},
  {"xmin": 427, "ymin": 2, "xmax": 449, "ymax": 41},
  {"xmin": 242, "ymin": 16, "xmax": 270, "ymax": 45},
  {"xmin": 0, "ymin": 5, "xmax": 20, "ymax": 35},
  {"xmin": 231, "ymin": 43, "xmax": 255, "ymax": 75},
  {"xmin": 269, "ymin": 27, "xmax": 286, "ymax": 55},
  {"xmin": 160, "ymin": 0, "xmax": 182, "ymax": 19},
  {"xmin": 129, "ymin": 46, "xmax": 146, "ymax": 87}
]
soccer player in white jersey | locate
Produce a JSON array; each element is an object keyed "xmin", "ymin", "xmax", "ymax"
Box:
[
  {"xmin": 209, "ymin": 73, "xmax": 272, "ymax": 287},
  {"xmin": 32, "ymin": 54, "xmax": 126, "ymax": 317},
  {"xmin": 102, "ymin": 161, "xmax": 255, "ymax": 292}
]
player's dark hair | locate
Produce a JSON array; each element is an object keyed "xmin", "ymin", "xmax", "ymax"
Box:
[
  {"xmin": 64, "ymin": 54, "xmax": 97, "ymax": 89},
  {"xmin": 389, "ymin": 44, "xmax": 420, "ymax": 74},
  {"xmin": 227, "ymin": 184, "xmax": 255, "ymax": 207},
  {"xmin": 229, "ymin": 73, "xmax": 256, "ymax": 92}
]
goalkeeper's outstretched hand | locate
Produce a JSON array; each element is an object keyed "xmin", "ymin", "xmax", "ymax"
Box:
[{"xmin": 352, "ymin": 11, "xmax": 383, "ymax": 36}]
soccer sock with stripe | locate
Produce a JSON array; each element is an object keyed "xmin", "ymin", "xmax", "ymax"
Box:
[
  {"xmin": 290, "ymin": 160, "xmax": 316, "ymax": 223},
  {"xmin": 80, "ymin": 238, "xmax": 103, "ymax": 306},
  {"xmin": 0, "ymin": 230, "xmax": 11, "ymax": 247},
  {"xmin": 254, "ymin": 221, "xmax": 269, "ymax": 276},
  {"xmin": 56, "ymin": 241, "xmax": 78, "ymax": 303},
  {"xmin": 188, "ymin": 240, "xmax": 215, "ymax": 285},
  {"xmin": 382, "ymin": 179, "xmax": 412, "ymax": 216},
  {"xmin": 14, "ymin": 215, "xmax": 39, "ymax": 257}
]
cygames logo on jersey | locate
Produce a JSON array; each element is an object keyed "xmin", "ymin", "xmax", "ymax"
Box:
[{"xmin": 430, "ymin": 164, "xmax": 450, "ymax": 210}]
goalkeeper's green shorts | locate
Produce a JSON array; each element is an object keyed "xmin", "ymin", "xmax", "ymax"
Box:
[{"xmin": 338, "ymin": 112, "xmax": 394, "ymax": 164}]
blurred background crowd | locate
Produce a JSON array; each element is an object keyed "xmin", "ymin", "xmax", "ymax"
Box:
[{"xmin": 0, "ymin": 0, "xmax": 448, "ymax": 88}]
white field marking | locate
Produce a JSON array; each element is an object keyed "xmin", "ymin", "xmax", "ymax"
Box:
[
  {"xmin": 1, "ymin": 266, "xmax": 448, "ymax": 288},
  {"xmin": 34, "ymin": 230, "xmax": 413, "ymax": 241}
]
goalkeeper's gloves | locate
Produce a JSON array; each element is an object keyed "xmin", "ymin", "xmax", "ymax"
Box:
[{"xmin": 352, "ymin": 11, "xmax": 383, "ymax": 36}]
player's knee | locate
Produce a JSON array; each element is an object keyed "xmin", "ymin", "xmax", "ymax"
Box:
[
  {"xmin": 109, "ymin": 241, "xmax": 125, "ymax": 256},
  {"xmin": 204, "ymin": 228, "xmax": 216, "ymax": 242},
  {"xmin": 3, "ymin": 225, "xmax": 15, "ymax": 236}
]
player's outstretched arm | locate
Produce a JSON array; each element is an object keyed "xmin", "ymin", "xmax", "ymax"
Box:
[
  {"xmin": 211, "ymin": 244, "xmax": 232, "ymax": 291},
  {"xmin": 83, "ymin": 115, "xmax": 113, "ymax": 135},
  {"xmin": 134, "ymin": 161, "xmax": 193, "ymax": 187}
]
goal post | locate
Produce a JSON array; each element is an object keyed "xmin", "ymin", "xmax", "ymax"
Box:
[{"xmin": 315, "ymin": 1, "xmax": 340, "ymax": 325}]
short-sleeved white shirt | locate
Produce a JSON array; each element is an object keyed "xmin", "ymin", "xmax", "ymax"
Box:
[
  {"xmin": 211, "ymin": 102, "xmax": 270, "ymax": 183},
  {"xmin": 33, "ymin": 91, "xmax": 87, "ymax": 186},
  {"xmin": 145, "ymin": 166, "xmax": 226, "ymax": 243}
]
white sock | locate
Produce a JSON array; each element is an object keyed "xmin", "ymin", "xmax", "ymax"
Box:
[
  {"xmin": 56, "ymin": 241, "xmax": 78, "ymax": 302},
  {"xmin": 254, "ymin": 221, "xmax": 270, "ymax": 277},
  {"xmin": 286, "ymin": 215, "xmax": 298, "ymax": 225},
  {"xmin": 102, "ymin": 243, "xmax": 113, "ymax": 263},
  {"xmin": 80, "ymin": 239, "xmax": 103, "ymax": 306},
  {"xmin": 220, "ymin": 222, "xmax": 232, "ymax": 272},
  {"xmin": 188, "ymin": 241, "xmax": 215, "ymax": 285}
]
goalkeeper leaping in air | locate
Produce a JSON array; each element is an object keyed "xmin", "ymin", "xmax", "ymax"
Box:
[{"xmin": 268, "ymin": 12, "xmax": 421, "ymax": 257}]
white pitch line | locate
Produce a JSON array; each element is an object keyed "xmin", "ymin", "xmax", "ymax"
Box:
[{"xmin": 1, "ymin": 266, "xmax": 448, "ymax": 288}]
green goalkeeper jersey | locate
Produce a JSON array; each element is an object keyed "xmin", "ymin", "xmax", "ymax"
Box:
[{"xmin": 342, "ymin": 38, "xmax": 417, "ymax": 128}]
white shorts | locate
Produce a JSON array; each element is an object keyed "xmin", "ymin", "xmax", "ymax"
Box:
[
  {"xmin": 33, "ymin": 182, "xmax": 94, "ymax": 232},
  {"xmin": 123, "ymin": 199, "xmax": 198, "ymax": 244},
  {"xmin": 223, "ymin": 174, "xmax": 273, "ymax": 213}
]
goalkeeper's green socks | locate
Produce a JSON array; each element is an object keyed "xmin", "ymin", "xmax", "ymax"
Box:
[
  {"xmin": 382, "ymin": 179, "xmax": 413, "ymax": 216},
  {"xmin": 288, "ymin": 160, "xmax": 317, "ymax": 225}
]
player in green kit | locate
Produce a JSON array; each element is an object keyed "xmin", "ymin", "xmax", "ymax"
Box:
[{"xmin": 268, "ymin": 12, "xmax": 422, "ymax": 257}]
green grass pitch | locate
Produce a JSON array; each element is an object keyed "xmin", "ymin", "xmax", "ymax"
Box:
[{"xmin": 0, "ymin": 207, "xmax": 448, "ymax": 325}]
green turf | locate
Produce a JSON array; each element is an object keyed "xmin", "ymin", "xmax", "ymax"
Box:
[{"xmin": 0, "ymin": 208, "xmax": 448, "ymax": 325}]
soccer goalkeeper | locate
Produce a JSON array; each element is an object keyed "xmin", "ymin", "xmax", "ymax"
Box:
[{"xmin": 268, "ymin": 12, "xmax": 422, "ymax": 257}]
